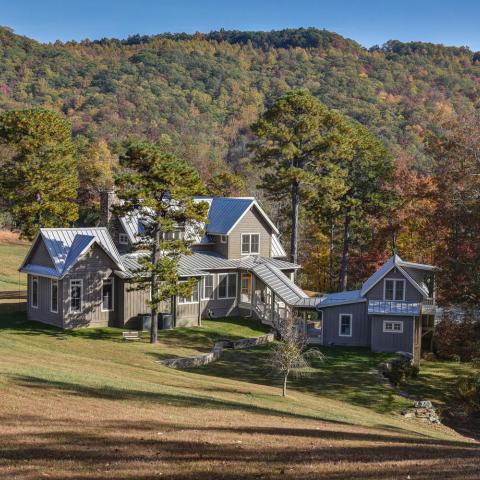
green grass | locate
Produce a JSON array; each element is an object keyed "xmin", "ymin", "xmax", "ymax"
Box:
[{"xmin": 0, "ymin": 243, "xmax": 30, "ymax": 291}]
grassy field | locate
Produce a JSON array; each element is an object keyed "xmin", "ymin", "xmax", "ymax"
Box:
[
  {"xmin": 0, "ymin": 231, "xmax": 30, "ymax": 292},
  {"xmin": 0, "ymin": 312, "xmax": 478, "ymax": 479}
]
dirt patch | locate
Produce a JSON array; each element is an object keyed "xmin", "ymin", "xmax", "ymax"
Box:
[{"xmin": 0, "ymin": 230, "xmax": 29, "ymax": 245}]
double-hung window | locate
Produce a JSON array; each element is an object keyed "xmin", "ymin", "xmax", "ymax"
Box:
[
  {"xmin": 384, "ymin": 279, "xmax": 405, "ymax": 301},
  {"xmin": 102, "ymin": 278, "xmax": 114, "ymax": 311},
  {"xmin": 178, "ymin": 282, "xmax": 199, "ymax": 304},
  {"xmin": 50, "ymin": 279, "xmax": 58, "ymax": 313},
  {"xmin": 70, "ymin": 279, "xmax": 83, "ymax": 313},
  {"xmin": 241, "ymin": 233, "xmax": 260, "ymax": 255},
  {"xmin": 383, "ymin": 320, "xmax": 404, "ymax": 333},
  {"xmin": 339, "ymin": 313, "xmax": 352, "ymax": 337},
  {"xmin": 31, "ymin": 276, "xmax": 39, "ymax": 309},
  {"xmin": 218, "ymin": 273, "xmax": 237, "ymax": 299},
  {"xmin": 202, "ymin": 275, "xmax": 214, "ymax": 300}
]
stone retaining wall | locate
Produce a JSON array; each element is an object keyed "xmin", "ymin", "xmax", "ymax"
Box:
[{"xmin": 158, "ymin": 333, "xmax": 274, "ymax": 369}]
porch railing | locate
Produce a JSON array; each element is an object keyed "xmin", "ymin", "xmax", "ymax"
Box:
[{"xmin": 368, "ymin": 300, "xmax": 421, "ymax": 315}]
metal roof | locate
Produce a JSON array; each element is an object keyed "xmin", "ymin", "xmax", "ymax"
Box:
[
  {"xmin": 202, "ymin": 197, "xmax": 254, "ymax": 234},
  {"xmin": 295, "ymin": 289, "xmax": 365, "ymax": 309},
  {"xmin": 19, "ymin": 264, "xmax": 59, "ymax": 278},
  {"xmin": 236, "ymin": 255, "xmax": 299, "ymax": 270},
  {"xmin": 24, "ymin": 228, "xmax": 124, "ymax": 278}
]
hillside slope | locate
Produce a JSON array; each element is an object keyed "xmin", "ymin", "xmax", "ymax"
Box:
[
  {"xmin": 0, "ymin": 313, "xmax": 478, "ymax": 479},
  {"xmin": 0, "ymin": 26, "xmax": 479, "ymax": 178}
]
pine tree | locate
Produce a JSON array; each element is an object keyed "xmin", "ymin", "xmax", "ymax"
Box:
[
  {"xmin": 114, "ymin": 142, "xmax": 208, "ymax": 344},
  {"xmin": 0, "ymin": 109, "xmax": 79, "ymax": 239}
]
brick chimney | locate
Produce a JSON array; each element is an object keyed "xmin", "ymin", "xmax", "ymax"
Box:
[{"xmin": 99, "ymin": 189, "xmax": 117, "ymax": 231}]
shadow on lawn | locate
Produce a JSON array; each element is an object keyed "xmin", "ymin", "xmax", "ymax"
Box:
[
  {"xmin": 190, "ymin": 345, "xmax": 403, "ymax": 414},
  {"xmin": 1, "ymin": 415, "xmax": 479, "ymax": 480}
]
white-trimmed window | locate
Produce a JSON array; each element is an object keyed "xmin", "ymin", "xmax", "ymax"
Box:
[
  {"xmin": 119, "ymin": 233, "xmax": 129, "ymax": 245},
  {"xmin": 202, "ymin": 275, "xmax": 215, "ymax": 300},
  {"xmin": 383, "ymin": 320, "xmax": 404, "ymax": 333},
  {"xmin": 102, "ymin": 278, "xmax": 114, "ymax": 311},
  {"xmin": 218, "ymin": 273, "xmax": 237, "ymax": 299},
  {"xmin": 339, "ymin": 313, "xmax": 352, "ymax": 337},
  {"xmin": 240, "ymin": 272, "xmax": 253, "ymax": 303},
  {"xmin": 179, "ymin": 282, "xmax": 199, "ymax": 304},
  {"xmin": 384, "ymin": 278, "xmax": 405, "ymax": 301},
  {"xmin": 50, "ymin": 279, "xmax": 58, "ymax": 313},
  {"xmin": 31, "ymin": 276, "xmax": 39, "ymax": 309},
  {"xmin": 241, "ymin": 233, "xmax": 260, "ymax": 255},
  {"xmin": 220, "ymin": 235, "xmax": 227, "ymax": 244},
  {"xmin": 70, "ymin": 279, "xmax": 83, "ymax": 313}
]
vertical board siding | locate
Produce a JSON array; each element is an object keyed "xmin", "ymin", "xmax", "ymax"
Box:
[
  {"xmin": 321, "ymin": 302, "xmax": 369, "ymax": 347},
  {"xmin": 26, "ymin": 274, "xmax": 63, "ymax": 327},
  {"xmin": 228, "ymin": 207, "xmax": 272, "ymax": 259},
  {"xmin": 370, "ymin": 315, "xmax": 414, "ymax": 354},
  {"xmin": 121, "ymin": 282, "xmax": 151, "ymax": 328},
  {"xmin": 365, "ymin": 268, "xmax": 423, "ymax": 302},
  {"xmin": 27, "ymin": 238, "xmax": 55, "ymax": 268},
  {"xmin": 62, "ymin": 245, "xmax": 118, "ymax": 328}
]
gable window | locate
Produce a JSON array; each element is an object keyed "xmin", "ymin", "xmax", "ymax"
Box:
[
  {"xmin": 102, "ymin": 278, "xmax": 114, "ymax": 311},
  {"xmin": 70, "ymin": 279, "xmax": 83, "ymax": 313},
  {"xmin": 50, "ymin": 279, "xmax": 58, "ymax": 313},
  {"xmin": 220, "ymin": 235, "xmax": 227, "ymax": 244},
  {"xmin": 241, "ymin": 233, "xmax": 260, "ymax": 255},
  {"xmin": 240, "ymin": 273, "xmax": 253, "ymax": 303},
  {"xmin": 31, "ymin": 276, "xmax": 39, "ymax": 309},
  {"xmin": 384, "ymin": 279, "xmax": 405, "ymax": 301},
  {"xmin": 178, "ymin": 282, "xmax": 199, "ymax": 304},
  {"xmin": 339, "ymin": 313, "xmax": 352, "ymax": 337},
  {"xmin": 202, "ymin": 275, "xmax": 214, "ymax": 300},
  {"xmin": 218, "ymin": 273, "xmax": 237, "ymax": 299},
  {"xmin": 119, "ymin": 233, "xmax": 129, "ymax": 245},
  {"xmin": 383, "ymin": 320, "xmax": 404, "ymax": 333}
]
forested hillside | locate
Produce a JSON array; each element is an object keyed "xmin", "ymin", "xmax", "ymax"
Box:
[
  {"xmin": 1, "ymin": 26, "xmax": 479, "ymax": 177},
  {"xmin": 1, "ymin": 26, "xmax": 479, "ymax": 296}
]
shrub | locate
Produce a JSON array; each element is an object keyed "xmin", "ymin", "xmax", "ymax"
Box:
[
  {"xmin": 386, "ymin": 357, "xmax": 419, "ymax": 386},
  {"xmin": 456, "ymin": 374, "xmax": 480, "ymax": 415}
]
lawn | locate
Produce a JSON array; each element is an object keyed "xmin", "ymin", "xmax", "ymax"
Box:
[
  {"xmin": 0, "ymin": 311, "xmax": 478, "ymax": 479},
  {"xmin": 0, "ymin": 242, "xmax": 30, "ymax": 292}
]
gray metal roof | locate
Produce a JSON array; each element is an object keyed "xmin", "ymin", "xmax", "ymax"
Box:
[
  {"xmin": 202, "ymin": 197, "xmax": 254, "ymax": 234},
  {"xmin": 19, "ymin": 264, "xmax": 59, "ymax": 278},
  {"xmin": 271, "ymin": 234, "xmax": 287, "ymax": 258},
  {"xmin": 236, "ymin": 255, "xmax": 299, "ymax": 270},
  {"xmin": 295, "ymin": 289, "xmax": 365, "ymax": 309},
  {"xmin": 22, "ymin": 228, "xmax": 124, "ymax": 278}
]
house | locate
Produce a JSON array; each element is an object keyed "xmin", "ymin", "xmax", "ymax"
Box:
[{"xmin": 19, "ymin": 190, "xmax": 437, "ymax": 360}]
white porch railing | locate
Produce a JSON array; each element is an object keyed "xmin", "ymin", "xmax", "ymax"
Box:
[{"xmin": 368, "ymin": 300, "xmax": 421, "ymax": 315}]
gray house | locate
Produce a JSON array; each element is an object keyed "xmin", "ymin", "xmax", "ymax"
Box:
[{"xmin": 19, "ymin": 191, "xmax": 436, "ymax": 359}]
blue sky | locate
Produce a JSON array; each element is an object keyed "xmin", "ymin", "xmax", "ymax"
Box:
[{"xmin": 3, "ymin": 0, "xmax": 480, "ymax": 50}]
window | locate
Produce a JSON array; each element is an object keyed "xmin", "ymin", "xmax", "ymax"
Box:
[
  {"xmin": 339, "ymin": 313, "xmax": 352, "ymax": 337},
  {"xmin": 164, "ymin": 230, "xmax": 184, "ymax": 240},
  {"xmin": 119, "ymin": 233, "xmax": 129, "ymax": 245},
  {"xmin": 50, "ymin": 279, "xmax": 58, "ymax": 313},
  {"xmin": 202, "ymin": 275, "xmax": 214, "ymax": 300},
  {"xmin": 102, "ymin": 278, "xmax": 114, "ymax": 311},
  {"xmin": 240, "ymin": 273, "xmax": 253, "ymax": 303},
  {"xmin": 31, "ymin": 276, "xmax": 39, "ymax": 308},
  {"xmin": 220, "ymin": 235, "xmax": 227, "ymax": 244},
  {"xmin": 383, "ymin": 320, "xmax": 404, "ymax": 333},
  {"xmin": 70, "ymin": 279, "xmax": 83, "ymax": 313},
  {"xmin": 218, "ymin": 273, "xmax": 237, "ymax": 299},
  {"xmin": 178, "ymin": 282, "xmax": 199, "ymax": 304},
  {"xmin": 241, "ymin": 233, "xmax": 260, "ymax": 255},
  {"xmin": 384, "ymin": 279, "xmax": 405, "ymax": 301}
]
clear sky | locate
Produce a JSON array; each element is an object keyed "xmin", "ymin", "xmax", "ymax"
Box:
[{"xmin": 2, "ymin": 0, "xmax": 480, "ymax": 50}]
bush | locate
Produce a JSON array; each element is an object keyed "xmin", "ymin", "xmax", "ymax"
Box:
[
  {"xmin": 456, "ymin": 374, "xmax": 480, "ymax": 415},
  {"xmin": 386, "ymin": 357, "xmax": 419, "ymax": 386}
]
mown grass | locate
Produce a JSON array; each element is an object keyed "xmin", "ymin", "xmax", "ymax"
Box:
[
  {"xmin": 0, "ymin": 311, "xmax": 478, "ymax": 479},
  {"xmin": 0, "ymin": 243, "xmax": 30, "ymax": 292}
]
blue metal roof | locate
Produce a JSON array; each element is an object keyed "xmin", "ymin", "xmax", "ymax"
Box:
[{"xmin": 205, "ymin": 197, "xmax": 254, "ymax": 234}]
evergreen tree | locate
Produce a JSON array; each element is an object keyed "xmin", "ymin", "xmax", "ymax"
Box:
[
  {"xmin": 250, "ymin": 90, "xmax": 346, "ymax": 265},
  {"xmin": 0, "ymin": 109, "xmax": 78, "ymax": 240},
  {"xmin": 114, "ymin": 142, "xmax": 208, "ymax": 344}
]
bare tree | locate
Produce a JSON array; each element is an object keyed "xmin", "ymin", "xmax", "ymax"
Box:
[{"xmin": 271, "ymin": 313, "xmax": 325, "ymax": 397}]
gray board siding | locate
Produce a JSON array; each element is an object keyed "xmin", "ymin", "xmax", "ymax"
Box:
[
  {"xmin": 365, "ymin": 267, "xmax": 423, "ymax": 302},
  {"xmin": 320, "ymin": 302, "xmax": 370, "ymax": 347},
  {"xmin": 27, "ymin": 238, "xmax": 55, "ymax": 268},
  {"xmin": 26, "ymin": 274, "xmax": 63, "ymax": 327},
  {"xmin": 62, "ymin": 244, "xmax": 118, "ymax": 329},
  {"xmin": 370, "ymin": 315, "xmax": 415, "ymax": 354}
]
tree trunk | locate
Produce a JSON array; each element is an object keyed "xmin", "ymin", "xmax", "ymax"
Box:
[
  {"xmin": 290, "ymin": 180, "xmax": 300, "ymax": 265},
  {"xmin": 150, "ymin": 226, "xmax": 160, "ymax": 344},
  {"xmin": 329, "ymin": 220, "xmax": 335, "ymax": 291},
  {"xmin": 339, "ymin": 210, "xmax": 351, "ymax": 292},
  {"xmin": 282, "ymin": 371, "xmax": 289, "ymax": 397}
]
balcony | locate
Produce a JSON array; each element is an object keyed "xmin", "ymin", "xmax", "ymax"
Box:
[{"xmin": 368, "ymin": 300, "xmax": 421, "ymax": 315}]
